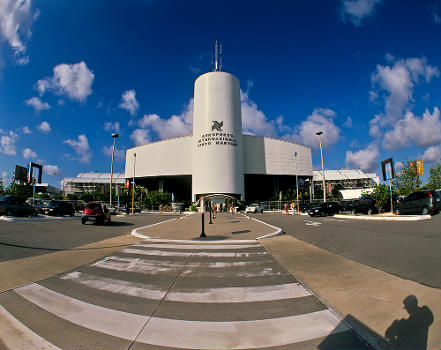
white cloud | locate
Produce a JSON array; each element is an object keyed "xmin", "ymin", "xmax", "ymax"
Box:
[
  {"xmin": 63, "ymin": 134, "xmax": 91, "ymax": 164},
  {"xmin": 102, "ymin": 145, "xmax": 125, "ymax": 161},
  {"xmin": 20, "ymin": 126, "xmax": 31, "ymax": 134},
  {"xmin": 24, "ymin": 96, "xmax": 49, "ymax": 112},
  {"xmin": 130, "ymin": 129, "xmax": 150, "ymax": 146},
  {"xmin": 103, "ymin": 121, "xmax": 120, "ymax": 133},
  {"xmin": 22, "ymin": 147, "xmax": 37, "ymax": 159},
  {"xmin": 241, "ymin": 90, "xmax": 278, "ymax": 137},
  {"xmin": 36, "ymin": 121, "xmax": 51, "ymax": 133},
  {"xmin": 137, "ymin": 98, "xmax": 194, "ymax": 140},
  {"xmin": 345, "ymin": 143, "xmax": 380, "ymax": 172},
  {"xmin": 383, "ymin": 107, "xmax": 441, "ymax": 150},
  {"xmin": 343, "ymin": 116, "xmax": 353, "ymax": 128},
  {"xmin": 339, "ymin": 0, "xmax": 382, "ymax": 26},
  {"xmin": 395, "ymin": 161, "xmax": 403, "ymax": 172},
  {"xmin": 369, "ymin": 56, "xmax": 440, "ymax": 135},
  {"xmin": 288, "ymin": 108, "xmax": 341, "ymax": 149},
  {"xmin": 119, "ymin": 89, "xmax": 139, "ymax": 116},
  {"xmin": 44, "ymin": 164, "xmax": 62, "ymax": 177},
  {"xmin": 36, "ymin": 61, "xmax": 94, "ymax": 102},
  {"xmin": 0, "ymin": 130, "xmax": 18, "ymax": 155},
  {"xmin": 0, "ymin": 0, "xmax": 39, "ymax": 65},
  {"xmin": 422, "ymin": 145, "xmax": 441, "ymax": 164}
]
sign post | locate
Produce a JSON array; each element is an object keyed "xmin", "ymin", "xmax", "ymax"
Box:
[
  {"xmin": 381, "ymin": 158, "xmax": 395, "ymax": 214},
  {"xmin": 200, "ymin": 196, "xmax": 206, "ymax": 237}
]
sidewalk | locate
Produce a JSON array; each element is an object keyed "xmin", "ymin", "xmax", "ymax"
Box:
[
  {"xmin": 133, "ymin": 212, "xmax": 281, "ymax": 240},
  {"xmin": 261, "ymin": 236, "xmax": 441, "ymax": 350}
]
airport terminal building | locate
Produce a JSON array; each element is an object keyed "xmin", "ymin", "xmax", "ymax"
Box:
[{"xmin": 125, "ymin": 69, "xmax": 313, "ymax": 203}]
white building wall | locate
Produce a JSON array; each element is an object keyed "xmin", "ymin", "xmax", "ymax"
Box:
[
  {"xmin": 192, "ymin": 72, "xmax": 244, "ymax": 199},
  {"xmin": 243, "ymin": 135, "xmax": 312, "ymax": 176},
  {"xmin": 125, "ymin": 136, "xmax": 192, "ymax": 178}
]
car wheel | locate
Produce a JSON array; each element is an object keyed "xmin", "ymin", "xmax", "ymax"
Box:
[
  {"xmin": 261, "ymin": 209, "xmax": 264, "ymax": 213},
  {"xmin": 106, "ymin": 217, "xmax": 111, "ymax": 225},
  {"xmin": 6, "ymin": 209, "xmax": 13, "ymax": 216},
  {"xmin": 421, "ymin": 206, "xmax": 429, "ymax": 215},
  {"xmin": 351, "ymin": 209, "xmax": 356, "ymax": 215},
  {"xmin": 394, "ymin": 208, "xmax": 400, "ymax": 215},
  {"xmin": 367, "ymin": 208, "xmax": 373, "ymax": 215},
  {"xmin": 81, "ymin": 218, "xmax": 86, "ymax": 225}
]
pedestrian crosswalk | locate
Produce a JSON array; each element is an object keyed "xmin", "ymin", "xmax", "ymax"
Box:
[{"xmin": 0, "ymin": 239, "xmax": 369, "ymax": 349}]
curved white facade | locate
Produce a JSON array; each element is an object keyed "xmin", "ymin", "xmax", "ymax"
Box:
[
  {"xmin": 125, "ymin": 68, "xmax": 313, "ymax": 202},
  {"xmin": 192, "ymin": 72, "xmax": 244, "ymax": 199}
]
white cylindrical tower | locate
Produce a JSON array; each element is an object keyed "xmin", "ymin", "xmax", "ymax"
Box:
[{"xmin": 192, "ymin": 71, "xmax": 244, "ymax": 200}]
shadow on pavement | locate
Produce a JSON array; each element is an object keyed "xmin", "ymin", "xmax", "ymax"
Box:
[
  {"xmin": 318, "ymin": 295, "xmax": 434, "ymax": 350},
  {"xmin": 384, "ymin": 295, "xmax": 434, "ymax": 350},
  {"xmin": 191, "ymin": 235, "xmax": 228, "ymax": 241}
]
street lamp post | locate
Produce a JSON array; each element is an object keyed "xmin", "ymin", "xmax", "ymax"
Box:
[
  {"xmin": 110, "ymin": 133, "xmax": 119, "ymax": 208},
  {"xmin": 132, "ymin": 153, "xmax": 136, "ymax": 215},
  {"xmin": 316, "ymin": 131, "xmax": 326, "ymax": 203}
]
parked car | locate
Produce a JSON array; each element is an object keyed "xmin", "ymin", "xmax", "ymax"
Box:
[
  {"xmin": 308, "ymin": 201, "xmax": 343, "ymax": 217},
  {"xmin": 395, "ymin": 190, "xmax": 441, "ymax": 215},
  {"xmin": 340, "ymin": 199, "xmax": 357, "ymax": 212},
  {"xmin": 41, "ymin": 200, "xmax": 75, "ymax": 216},
  {"xmin": 245, "ymin": 203, "xmax": 264, "ymax": 213},
  {"xmin": 0, "ymin": 195, "xmax": 37, "ymax": 217},
  {"xmin": 349, "ymin": 197, "xmax": 378, "ymax": 215},
  {"xmin": 26, "ymin": 198, "xmax": 49, "ymax": 214},
  {"xmin": 82, "ymin": 202, "xmax": 111, "ymax": 224}
]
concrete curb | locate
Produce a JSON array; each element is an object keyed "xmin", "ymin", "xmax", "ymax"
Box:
[
  {"xmin": 131, "ymin": 218, "xmax": 180, "ymax": 239},
  {"xmin": 334, "ymin": 214, "xmax": 431, "ymax": 221},
  {"xmin": 241, "ymin": 213, "xmax": 284, "ymax": 240},
  {"xmin": 0, "ymin": 215, "xmax": 81, "ymax": 222}
]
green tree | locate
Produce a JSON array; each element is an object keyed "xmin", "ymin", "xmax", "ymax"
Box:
[
  {"xmin": 425, "ymin": 162, "xmax": 441, "ymax": 190},
  {"xmin": 146, "ymin": 190, "xmax": 171, "ymax": 209},
  {"xmin": 5, "ymin": 181, "xmax": 33, "ymax": 201},
  {"xmin": 0, "ymin": 179, "xmax": 4, "ymax": 195},
  {"xmin": 392, "ymin": 160, "xmax": 423, "ymax": 196},
  {"xmin": 370, "ymin": 184, "xmax": 392, "ymax": 212}
]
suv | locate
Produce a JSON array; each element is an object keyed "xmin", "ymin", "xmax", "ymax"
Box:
[
  {"xmin": 0, "ymin": 195, "xmax": 37, "ymax": 217},
  {"xmin": 82, "ymin": 202, "xmax": 111, "ymax": 224},
  {"xmin": 395, "ymin": 190, "xmax": 441, "ymax": 215},
  {"xmin": 41, "ymin": 200, "xmax": 75, "ymax": 216},
  {"xmin": 349, "ymin": 197, "xmax": 378, "ymax": 215}
]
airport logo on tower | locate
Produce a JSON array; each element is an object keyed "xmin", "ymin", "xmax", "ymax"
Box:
[{"xmin": 212, "ymin": 120, "xmax": 223, "ymax": 132}]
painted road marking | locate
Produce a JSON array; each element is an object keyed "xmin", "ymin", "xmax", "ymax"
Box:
[
  {"xmin": 121, "ymin": 248, "xmax": 268, "ymax": 258},
  {"xmin": 135, "ymin": 243, "xmax": 261, "ymax": 250},
  {"xmin": 14, "ymin": 284, "xmax": 348, "ymax": 349},
  {"xmin": 91, "ymin": 256, "xmax": 281, "ymax": 277},
  {"xmin": 15, "ymin": 284, "xmax": 147, "ymax": 341},
  {"xmin": 137, "ymin": 310, "xmax": 349, "ymax": 349},
  {"xmin": 0, "ymin": 305, "xmax": 60, "ymax": 350},
  {"xmin": 60, "ymin": 271, "xmax": 310, "ymax": 302},
  {"xmin": 304, "ymin": 220, "xmax": 322, "ymax": 226}
]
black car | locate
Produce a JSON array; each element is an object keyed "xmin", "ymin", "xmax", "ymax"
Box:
[
  {"xmin": 349, "ymin": 197, "xmax": 378, "ymax": 215},
  {"xmin": 395, "ymin": 190, "xmax": 441, "ymax": 215},
  {"xmin": 41, "ymin": 200, "xmax": 75, "ymax": 216},
  {"xmin": 82, "ymin": 202, "xmax": 111, "ymax": 224},
  {"xmin": 340, "ymin": 199, "xmax": 357, "ymax": 211},
  {"xmin": 0, "ymin": 195, "xmax": 37, "ymax": 217},
  {"xmin": 308, "ymin": 201, "xmax": 343, "ymax": 217}
]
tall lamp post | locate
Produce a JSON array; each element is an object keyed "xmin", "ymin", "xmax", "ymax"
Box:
[
  {"xmin": 132, "ymin": 153, "xmax": 136, "ymax": 215},
  {"xmin": 109, "ymin": 133, "xmax": 119, "ymax": 208},
  {"xmin": 316, "ymin": 131, "xmax": 326, "ymax": 203}
]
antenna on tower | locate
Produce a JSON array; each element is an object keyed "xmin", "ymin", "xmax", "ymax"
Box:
[{"xmin": 214, "ymin": 40, "xmax": 222, "ymax": 72}]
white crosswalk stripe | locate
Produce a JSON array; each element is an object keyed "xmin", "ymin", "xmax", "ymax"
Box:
[{"xmin": 1, "ymin": 239, "xmax": 358, "ymax": 349}]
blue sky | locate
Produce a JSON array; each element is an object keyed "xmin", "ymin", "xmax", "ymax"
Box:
[{"xmin": 1, "ymin": 0, "xmax": 440, "ymax": 187}]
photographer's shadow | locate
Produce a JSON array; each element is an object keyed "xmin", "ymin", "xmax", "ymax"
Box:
[{"xmin": 385, "ymin": 295, "xmax": 434, "ymax": 349}]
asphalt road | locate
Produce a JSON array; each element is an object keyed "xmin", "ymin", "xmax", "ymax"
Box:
[
  {"xmin": 0, "ymin": 214, "xmax": 181, "ymax": 262},
  {"xmin": 250, "ymin": 213, "xmax": 441, "ymax": 288}
]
